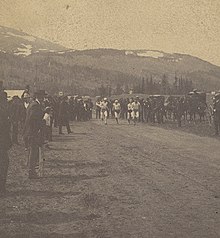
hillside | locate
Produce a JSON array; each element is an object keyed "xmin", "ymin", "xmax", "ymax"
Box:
[
  {"xmin": 1, "ymin": 26, "xmax": 220, "ymax": 95},
  {"xmin": 0, "ymin": 25, "xmax": 66, "ymax": 56}
]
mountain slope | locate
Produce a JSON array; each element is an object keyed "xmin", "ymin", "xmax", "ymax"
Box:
[
  {"xmin": 29, "ymin": 48, "xmax": 220, "ymax": 90},
  {"xmin": 0, "ymin": 25, "xmax": 66, "ymax": 56},
  {"xmin": 1, "ymin": 27, "xmax": 220, "ymax": 94}
]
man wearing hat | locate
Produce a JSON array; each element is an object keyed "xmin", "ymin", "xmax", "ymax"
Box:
[
  {"xmin": 58, "ymin": 96, "xmax": 72, "ymax": 134},
  {"xmin": 21, "ymin": 85, "xmax": 30, "ymax": 100},
  {"xmin": 22, "ymin": 92, "xmax": 31, "ymax": 150},
  {"xmin": 23, "ymin": 90, "xmax": 46, "ymax": 179}
]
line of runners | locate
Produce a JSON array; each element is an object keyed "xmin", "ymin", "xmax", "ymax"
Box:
[{"xmin": 97, "ymin": 97, "xmax": 141, "ymax": 125}]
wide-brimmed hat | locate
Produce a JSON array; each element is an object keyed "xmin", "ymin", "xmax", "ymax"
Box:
[{"xmin": 45, "ymin": 106, "xmax": 51, "ymax": 111}]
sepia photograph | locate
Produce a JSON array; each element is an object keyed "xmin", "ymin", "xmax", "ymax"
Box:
[{"xmin": 0, "ymin": 0, "xmax": 220, "ymax": 237}]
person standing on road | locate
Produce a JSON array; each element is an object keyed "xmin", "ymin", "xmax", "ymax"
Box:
[
  {"xmin": 144, "ymin": 98, "xmax": 152, "ymax": 123},
  {"xmin": 43, "ymin": 107, "xmax": 53, "ymax": 143},
  {"xmin": 95, "ymin": 97, "xmax": 101, "ymax": 119},
  {"xmin": 23, "ymin": 90, "xmax": 46, "ymax": 179},
  {"xmin": 176, "ymin": 98, "xmax": 184, "ymax": 127},
  {"xmin": 100, "ymin": 98, "xmax": 109, "ymax": 125},
  {"xmin": 112, "ymin": 99, "xmax": 121, "ymax": 124},
  {"xmin": 22, "ymin": 93, "xmax": 31, "ymax": 150},
  {"xmin": 58, "ymin": 96, "xmax": 72, "ymax": 134},
  {"xmin": 0, "ymin": 89, "xmax": 12, "ymax": 196},
  {"xmin": 131, "ymin": 97, "xmax": 141, "ymax": 125},
  {"xmin": 127, "ymin": 98, "xmax": 133, "ymax": 124}
]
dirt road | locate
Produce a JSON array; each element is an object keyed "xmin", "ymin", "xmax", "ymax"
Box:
[{"xmin": 0, "ymin": 119, "xmax": 220, "ymax": 238}]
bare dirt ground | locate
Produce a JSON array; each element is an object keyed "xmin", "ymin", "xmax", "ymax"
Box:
[{"xmin": 0, "ymin": 119, "xmax": 220, "ymax": 238}]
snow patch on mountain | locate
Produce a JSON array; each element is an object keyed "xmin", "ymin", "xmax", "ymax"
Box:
[
  {"xmin": 6, "ymin": 32, "xmax": 36, "ymax": 42},
  {"xmin": 125, "ymin": 51, "xmax": 135, "ymax": 56},
  {"xmin": 14, "ymin": 44, "xmax": 32, "ymax": 56},
  {"xmin": 137, "ymin": 51, "xmax": 164, "ymax": 58},
  {"xmin": 166, "ymin": 57, "xmax": 183, "ymax": 63}
]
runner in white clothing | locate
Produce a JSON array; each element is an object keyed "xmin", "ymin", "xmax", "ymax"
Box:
[
  {"xmin": 112, "ymin": 100, "xmax": 121, "ymax": 124},
  {"xmin": 100, "ymin": 98, "xmax": 109, "ymax": 125},
  {"xmin": 127, "ymin": 98, "xmax": 133, "ymax": 124},
  {"xmin": 131, "ymin": 98, "xmax": 140, "ymax": 125}
]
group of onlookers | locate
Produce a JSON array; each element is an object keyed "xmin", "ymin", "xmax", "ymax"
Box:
[
  {"xmin": 0, "ymin": 83, "xmax": 95, "ymax": 195},
  {"xmin": 95, "ymin": 91, "xmax": 220, "ymax": 132}
]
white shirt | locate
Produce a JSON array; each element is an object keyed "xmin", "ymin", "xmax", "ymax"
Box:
[
  {"xmin": 127, "ymin": 103, "xmax": 133, "ymax": 111},
  {"xmin": 43, "ymin": 113, "xmax": 51, "ymax": 126},
  {"xmin": 100, "ymin": 101, "xmax": 108, "ymax": 111},
  {"xmin": 24, "ymin": 102, "xmax": 29, "ymax": 109},
  {"xmin": 132, "ymin": 102, "xmax": 140, "ymax": 111},
  {"xmin": 113, "ymin": 103, "xmax": 121, "ymax": 111}
]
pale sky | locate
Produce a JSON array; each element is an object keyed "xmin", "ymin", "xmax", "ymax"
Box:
[{"xmin": 1, "ymin": 0, "xmax": 220, "ymax": 65}]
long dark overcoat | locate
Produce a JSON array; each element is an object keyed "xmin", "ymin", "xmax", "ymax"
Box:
[
  {"xmin": 58, "ymin": 101, "xmax": 70, "ymax": 126},
  {"xmin": 23, "ymin": 101, "xmax": 44, "ymax": 145}
]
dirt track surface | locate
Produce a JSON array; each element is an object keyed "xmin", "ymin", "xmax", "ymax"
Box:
[{"xmin": 1, "ymin": 119, "xmax": 220, "ymax": 238}]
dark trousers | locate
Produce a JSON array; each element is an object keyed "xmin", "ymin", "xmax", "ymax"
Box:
[
  {"xmin": 12, "ymin": 122, "xmax": 19, "ymax": 144},
  {"xmin": 45, "ymin": 125, "xmax": 52, "ymax": 141},
  {"xmin": 144, "ymin": 110, "xmax": 151, "ymax": 123},
  {"xmin": 59, "ymin": 123, "xmax": 71, "ymax": 134},
  {"xmin": 214, "ymin": 120, "xmax": 220, "ymax": 135},
  {"xmin": 0, "ymin": 149, "xmax": 9, "ymax": 193},
  {"xmin": 214, "ymin": 113, "xmax": 220, "ymax": 135},
  {"xmin": 29, "ymin": 144, "xmax": 39, "ymax": 176},
  {"xmin": 96, "ymin": 109, "xmax": 100, "ymax": 119}
]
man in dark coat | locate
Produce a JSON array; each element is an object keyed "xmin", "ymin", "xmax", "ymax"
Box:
[
  {"xmin": 58, "ymin": 96, "xmax": 72, "ymax": 134},
  {"xmin": 9, "ymin": 96, "xmax": 24, "ymax": 145},
  {"xmin": 0, "ymin": 90, "xmax": 12, "ymax": 195},
  {"xmin": 23, "ymin": 90, "xmax": 45, "ymax": 179}
]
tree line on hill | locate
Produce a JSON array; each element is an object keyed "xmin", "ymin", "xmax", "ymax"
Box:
[
  {"xmin": 97, "ymin": 74, "xmax": 193, "ymax": 97},
  {"xmin": 0, "ymin": 52, "xmax": 197, "ymax": 97}
]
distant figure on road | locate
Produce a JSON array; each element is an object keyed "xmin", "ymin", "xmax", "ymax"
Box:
[
  {"xmin": 131, "ymin": 97, "xmax": 140, "ymax": 125},
  {"xmin": 95, "ymin": 97, "xmax": 101, "ymax": 119},
  {"xmin": 100, "ymin": 98, "xmax": 109, "ymax": 125},
  {"xmin": 127, "ymin": 98, "xmax": 133, "ymax": 124},
  {"xmin": 112, "ymin": 99, "xmax": 121, "ymax": 124},
  {"xmin": 43, "ymin": 107, "xmax": 53, "ymax": 143},
  {"xmin": 58, "ymin": 96, "xmax": 72, "ymax": 134}
]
